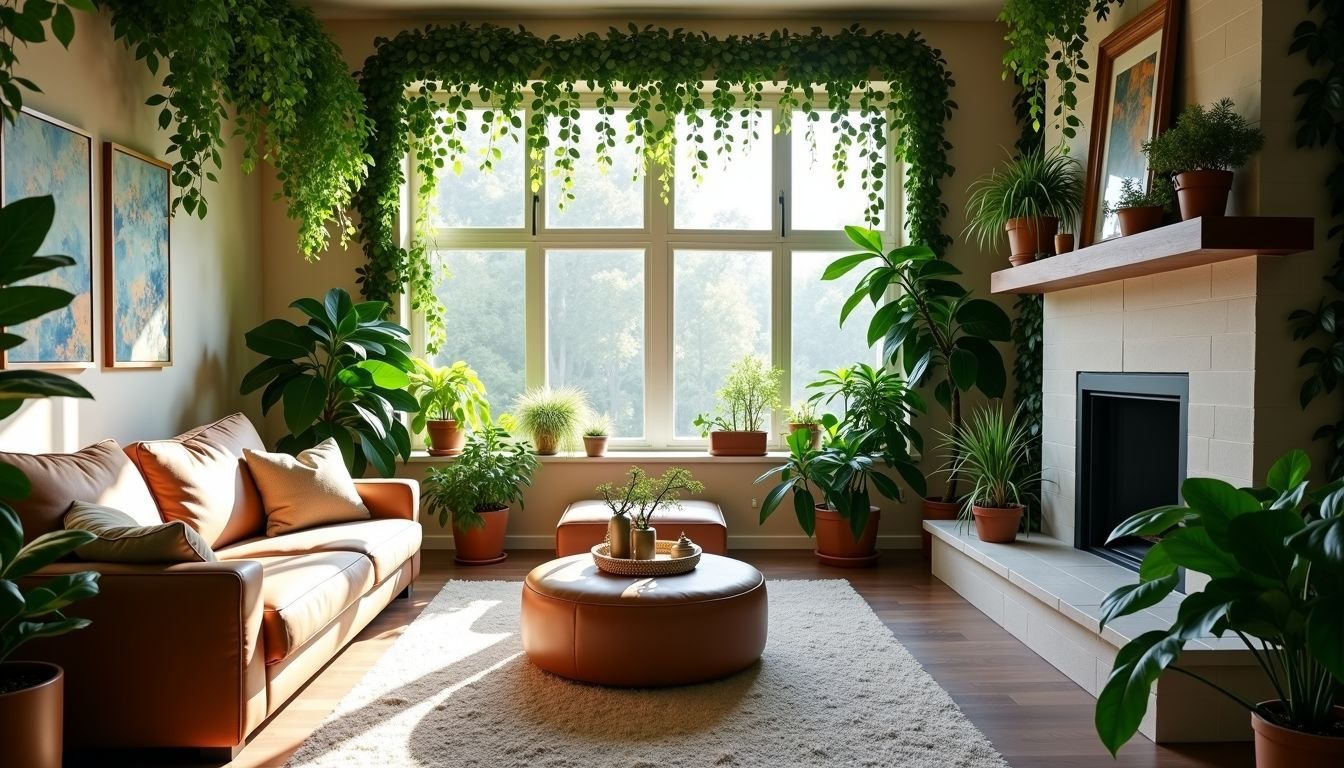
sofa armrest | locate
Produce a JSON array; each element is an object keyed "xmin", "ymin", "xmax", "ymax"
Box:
[
  {"xmin": 19, "ymin": 560, "xmax": 266, "ymax": 750},
  {"xmin": 355, "ymin": 478, "xmax": 419, "ymax": 520}
]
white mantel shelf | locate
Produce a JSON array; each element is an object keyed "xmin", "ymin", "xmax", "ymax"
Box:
[{"xmin": 990, "ymin": 216, "xmax": 1314, "ymax": 294}]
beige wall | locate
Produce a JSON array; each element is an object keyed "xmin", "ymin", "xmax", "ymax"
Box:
[{"xmin": 0, "ymin": 10, "xmax": 264, "ymax": 452}]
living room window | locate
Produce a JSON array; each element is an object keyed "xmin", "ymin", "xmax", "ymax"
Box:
[{"xmin": 412, "ymin": 98, "xmax": 898, "ymax": 449}]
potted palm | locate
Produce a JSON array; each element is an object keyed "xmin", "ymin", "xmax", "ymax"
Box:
[
  {"xmin": 421, "ymin": 424, "xmax": 539, "ymax": 565},
  {"xmin": 938, "ymin": 403, "xmax": 1038, "ymax": 543},
  {"xmin": 965, "ymin": 146, "xmax": 1084, "ymax": 266},
  {"xmin": 1107, "ymin": 176, "xmax": 1174, "ymax": 236},
  {"xmin": 1095, "ymin": 450, "xmax": 1343, "ymax": 766},
  {"xmin": 785, "ymin": 401, "xmax": 823, "ymax": 450},
  {"xmin": 514, "ymin": 386, "xmax": 588, "ymax": 455},
  {"xmin": 407, "ymin": 358, "xmax": 490, "ymax": 456},
  {"xmin": 582, "ymin": 414, "xmax": 611, "ymax": 458},
  {"xmin": 1142, "ymin": 98, "xmax": 1265, "ymax": 220},
  {"xmin": 693, "ymin": 355, "xmax": 783, "ymax": 457}
]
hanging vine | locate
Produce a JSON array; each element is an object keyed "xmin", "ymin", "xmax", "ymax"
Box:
[
  {"xmin": 352, "ymin": 23, "xmax": 957, "ymax": 349},
  {"xmin": 1010, "ymin": 78, "xmax": 1046, "ymax": 532}
]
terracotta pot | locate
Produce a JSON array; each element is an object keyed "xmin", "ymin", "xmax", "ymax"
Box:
[
  {"xmin": 787, "ymin": 423, "xmax": 823, "ymax": 450},
  {"xmin": 1174, "ymin": 169, "xmax": 1233, "ymax": 220},
  {"xmin": 1004, "ymin": 216, "xmax": 1059, "ymax": 266},
  {"xmin": 921, "ymin": 496, "xmax": 961, "ymax": 556},
  {"xmin": 583, "ymin": 435, "xmax": 608, "ymax": 457},
  {"xmin": 533, "ymin": 432, "xmax": 559, "ymax": 455},
  {"xmin": 452, "ymin": 506, "xmax": 509, "ymax": 565},
  {"xmin": 0, "ymin": 661, "xmax": 63, "ymax": 768},
  {"xmin": 971, "ymin": 504, "xmax": 1024, "ymax": 543},
  {"xmin": 1116, "ymin": 205, "xmax": 1165, "ymax": 236},
  {"xmin": 814, "ymin": 505, "xmax": 880, "ymax": 567},
  {"xmin": 708, "ymin": 430, "xmax": 767, "ymax": 457},
  {"xmin": 631, "ymin": 526, "xmax": 656, "ymax": 560},
  {"xmin": 1251, "ymin": 703, "xmax": 1344, "ymax": 768},
  {"xmin": 1054, "ymin": 233, "xmax": 1075, "ymax": 255},
  {"xmin": 607, "ymin": 514, "xmax": 631, "ymax": 558},
  {"xmin": 425, "ymin": 419, "xmax": 466, "ymax": 456}
]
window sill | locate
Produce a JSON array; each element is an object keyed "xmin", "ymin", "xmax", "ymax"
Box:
[{"xmin": 407, "ymin": 450, "xmax": 789, "ymax": 465}]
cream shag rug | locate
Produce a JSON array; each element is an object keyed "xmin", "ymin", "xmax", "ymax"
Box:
[{"xmin": 287, "ymin": 579, "xmax": 1007, "ymax": 768}]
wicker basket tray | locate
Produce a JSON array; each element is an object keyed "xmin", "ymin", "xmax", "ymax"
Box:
[{"xmin": 591, "ymin": 540, "xmax": 702, "ymax": 576}]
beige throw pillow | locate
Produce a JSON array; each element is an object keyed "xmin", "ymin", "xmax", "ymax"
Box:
[
  {"xmin": 243, "ymin": 438, "xmax": 371, "ymax": 536},
  {"xmin": 65, "ymin": 502, "xmax": 217, "ymax": 563}
]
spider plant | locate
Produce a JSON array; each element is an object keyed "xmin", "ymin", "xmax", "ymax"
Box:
[
  {"xmin": 964, "ymin": 146, "xmax": 1084, "ymax": 251},
  {"xmin": 513, "ymin": 386, "xmax": 588, "ymax": 454},
  {"xmin": 939, "ymin": 402, "xmax": 1041, "ymax": 521}
]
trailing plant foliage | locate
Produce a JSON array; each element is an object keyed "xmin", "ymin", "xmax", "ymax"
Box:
[
  {"xmin": 100, "ymin": 0, "xmax": 369, "ymax": 256},
  {"xmin": 0, "ymin": 0, "xmax": 95, "ymax": 122},
  {"xmin": 352, "ymin": 23, "xmax": 958, "ymax": 347},
  {"xmin": 1011, "ymin": 77, "xmax": 1046, "ymax": 532},
  {"xmin": 1289, "ymin": 0, "xmax": 1344, "ymax": 479}
]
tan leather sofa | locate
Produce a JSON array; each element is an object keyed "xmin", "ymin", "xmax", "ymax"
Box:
[{"xmin": 4, "ymin": 414, "xmax": 422, "ymax": 758}]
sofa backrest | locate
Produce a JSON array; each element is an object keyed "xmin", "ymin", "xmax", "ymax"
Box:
[{"xmin": 0, "ymin": 440, "xmax": 161, "ymax": 543}]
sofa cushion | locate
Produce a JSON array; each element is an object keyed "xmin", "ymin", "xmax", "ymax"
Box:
[
  {"xmin": 0, "ymin": 440, "xmax": 159, "ymax": 543},
  {"xmin": 217, "ymin": 518, "xmax": 422, "ymax": 584},
  {"xmin": 243, "ymin": 439, "xmax": 370, "ymax": 536},
  {"xmin": 253, "ymin": 551, "xmax": 374, "ymax": 663},
  {"xmin": 125, "ymin": 413, "xmax": 266, "ymax": 548},
  {"xmin": 65, "ymin": 502, "xmax": 217, "ymax": 563}
]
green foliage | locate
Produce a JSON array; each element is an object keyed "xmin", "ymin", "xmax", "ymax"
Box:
[
  {"xmin": 352, "ymin": 23, "xmax": 958, "ymax": 349},
  {"xmin": 964, "ymin": 146, "xmax": 1084, "ymax": 251},
  {"xmin": 100, "ymin": 0, "xmax": 369, "ymax": 257},
  {"xmin": 785, "ymin": 401, "xmax": 819, "ymax": 426},
  {"xmin": 827, "ymin": 226, "xmax": 1012, "ymax": 501},
  {"xmin": 407, "ymin": 358, "xmax": 489, "ymax": 433},
  {"xmin": 0, "ymin": 0, "xmax": 95, "ymax": 122},
  {"xmin": 239, "ymin": 288, "xmax": 417, "ymax": 478},
  {"xmin": 1107, "ymin": 176, "xmax": 1174, "ymax": 213},
  {"xmin": 938, "ymin": 403, "xmax": 1040, "ymax": 524},
  {"xmin": 421, "ymin": 425, "xmax": 538, "ymax": 529},
  {"xmin": 582, "ymin": 414, "xmax": 612, "ymax": 438},
  {"xmin": 0, "ymin": 505, "xmax": 99, "ymax": 663},
  {"xmin": 1142, "ymin": 98, "xmax": 1265, "ymax": 174},
  {"xmin": 806, "ymin": 363, "xmax": 927, "ymax": 497},
  {"xmin": 693, "ymin": 355, "xmax": 782, "ymax": 434},
  {"xmin": 1095, "ymin": 450, "xmax": 1344, "ymax": 755},
  {"xmin": 513, "ymin": 386, "xmax": 589, "ymax": 450},
  {"xmin": 1011, "ymin": 292, "xmax": 1044, "ymax": 531},
  {"xmin": 1289, "ymin": 1, "xmax": 1344, "ymax": 479},
  {"xmin": 597, "ymin": 467, "xmax": 704, "ymax": 530}
]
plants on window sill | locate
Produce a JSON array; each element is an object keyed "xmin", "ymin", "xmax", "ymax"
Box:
[
  {"xmin": 965, "ymin": 146, "xmax": 1084, "ymax": 266},
  {"xmin": 582, "ymin": 414, "xmax": 612, "ymax": 458},
  {"xmin": 785, "ymin": 401, "xmax": 822, "ymax": 451},
  {"xmin": 514, "ymin": 386, "xmax": 589, "ymax": 456},
  {"xmin": 694, "ymin": 355, "xmax": 783, "ymax": 457},
  {"xmin": 407, "ymin": 358, "xmax": 490, "ymax": 457},
  {"xmin": 421, "ymin": 424, "xmax": 538, "ymax": 565},
  {"xmin": 1142, "ymin": 98, "xmax": 1265, "ymax": 220},
  {"xmin": 1106, "ymin": 176, "xmax": 1174, "ymax": 236},
  {"xmin": 937, "ymin": 402, "xmax": 1040, "ymax": 544}
]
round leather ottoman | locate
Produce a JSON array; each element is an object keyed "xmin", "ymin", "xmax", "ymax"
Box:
[{"xmin": 521, "ymin": 553, "xmax": 767, "ymax": 686}]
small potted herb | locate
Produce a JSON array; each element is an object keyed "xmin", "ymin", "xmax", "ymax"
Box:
[
  {"xmin": 785, "ymin": 401, "xmax": 823, "ymax": 450},
  {"xmin": 407, "ymin": 358, "xmax": 490, "ymax": 456},
  {"xmin": 965, "ymin": 146, "xmax": 1084, "ymax": 266},
  {"xmin": 421, "ymin": 424, "xmax": 539, "ymax": 565},
  {"xmin": 938, "ymin": 403, "xmax": 1039, "ymax": 543},
  {"xmin": 1106, "ymin": 176, "xmax": 1174, "ymax": 237},
  {"xmin": 693, "ymin": 355, "xmax": 783, "ymax": 457},
  {"xmin": 1142, "ymin": 98, "xmax": 1265, "ymax": 219},
  {"xmin": 582, "ymin": 414, "xmax": 612, "ymax": 458},
  {"xmin": 514, "ymin": 386, "xmax": 588, "ymax": 455}
]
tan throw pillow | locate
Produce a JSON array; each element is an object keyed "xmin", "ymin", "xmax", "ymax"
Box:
[
  {"xmin": 243, "ymin": 439, "xmax": 371, "ymax": 536},
  {"xmin": 65, "ymin": 502, "xmax": 216, "ymax": 563}
]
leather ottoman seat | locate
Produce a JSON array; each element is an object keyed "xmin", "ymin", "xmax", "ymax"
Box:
[
  {"xmin": 521, "ymin": 553, "xmax": 767, "ymax": 686},
  {"xmin": 555, "ymin": 499, "xmax": 727, "ymax": 556}
]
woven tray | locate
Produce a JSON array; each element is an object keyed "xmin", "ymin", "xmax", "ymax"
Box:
[{"xmin": 591, "ymin": 539, "xmax": 702, "ymax": 576}]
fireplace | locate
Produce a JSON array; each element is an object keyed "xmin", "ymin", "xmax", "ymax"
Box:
[{"xmin": 1075, "ymin": 372, "xmax": 1188, "ymax": 572}]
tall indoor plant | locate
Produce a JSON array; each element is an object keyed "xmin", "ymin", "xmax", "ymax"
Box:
[
  {"xmin": 1095, "ymin": 450, "xmax": 1343, "ymax": 766},
  {"xmin": 421, "ymin": 425, "xmax": 539, "ymax": 565},
  {"xmin": 513, "ymin": 386, "xmax": 588, "ymax": 456},
  {"xmin": 407, "ymin": 358, "xmax": 489, "ymax": 457},
  {"xmin": 1142, "ymin": 98, "xmax": 1265, "ymax": 220},
  {"xmin": 239, "ymin": 287, "xmax": 419, "ymax": 477},
  {"xmin": 939, "ymin": 403, "xmax": 1039, "ymax": 543},
  {"xmin": 965, "ymin": 146, "xmax": 1084, "ymax": 266},
  {"xmin": 694, "ymin": 355, "xmax": 783, "ymax": 457}
]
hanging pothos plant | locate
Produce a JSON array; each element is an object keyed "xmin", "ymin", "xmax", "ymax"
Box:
[
  {"xmin": 0, "ymin": 0, "xmax": 96, "ymax": 122},
  {"xmin": 353, "ymin": 23, "xmax": 957, "ymax": 351}
]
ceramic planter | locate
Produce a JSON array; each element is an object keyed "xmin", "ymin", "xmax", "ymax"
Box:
[
  {"xmin": 1174, "ymin": 169, "xmax": 1233, "ymax": 220},
  {"xmin": 971, "ymin": 504, "xmax": 1024, "ymax": 544},
  {"xmin": 631, "ymin": 526, "xmax": 656, "ymax": 560},
  {"xmin": 1004, "ymin": 216, "xmax": 1059, "ymax": 266},
  {"xmin": 583, "ymin": 435, "xmax": 608, "ymax": 457},
  {"xmin": 787, "ymin": 422, "xmax": 823, "ymax": 450},
  {"xmin": 533, "ymin": 432, "xmax": 559, "ymax": 456},
  {"xmin": 1116, "ymin": 205, "xmax": 1165, "ymax": 236},
  {"xmin": 1053, "ymin": 233, "xmax": 1075, "ymax": 255},
  {"xmin": 708, "ymin": 430, "xmax": 767, "ymax": 456},
  {"xmin": 1251, "ymin": 703, "xmax": 1344, "ymax": 768},
  {"xmin": 608, "ymin": 514, "xmax": 632, "ymax": 558},
  {"xmin": 425, "ymin": 419, "xmax": 466, "ymax": 456},
  {"xmin": 813, "ymin": 505, "xmax": 880, "ymax": 568},
  {"xmin": 452, "ymin": 506, "xmax": 510, "ymax": 565},
  {"xmin": 0, "ymin": 661, "xmax": 63, "ymax": 768},
  {"xmin": 921, "ymin": 496, "xmax": 961, "ymax": 556}
]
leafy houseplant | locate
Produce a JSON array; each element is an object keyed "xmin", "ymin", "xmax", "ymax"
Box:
[
  {"xmin": 785, "ymin": 401, "xmax": 823, "ymax": 451},
  {"xmin": 1107, "ymin": 176, "xmax": 1174, "ymax": 237},
  {"xmin": 407, "ymin": 358, "xmax": 489, "ymax": 457},
  {"xmin": 514, "ymin": 386, "xmax": 588, "ymax": 456},
  {"xmin": 694, "ymin": 355, "xmax": 784, "ymax": 457},
  {"xmin": 598, "ymin": 467, "xmax": 703, "ymax": 560},
  {"xmin": 582, "ymin": 414, "xmax": 612, "ymax": 458},
  {"xmin": 1095, "ymin": 450, "xmax": 1344, "ymax": 765},
  {"xmin": 421, "ymin": 425, "xmax": 538, "ymax": 565},
  {"xmin": 965, "ymin": 146, "xmax": 1084, "ymax": 266},
  {"xmin": 1142, "ymin": 98, "xmax": 1266, "ymax": 220},
  {"xmin": 239, "ymin": 288, "xmax": 418, "ymax": 478},
  {"xmin": 0, "ymin": 0, "xmax": 94, "ymax": 122},
  {"xmin": 938, "ymin": 403, "xmax": 1040, "ymax": 543}
]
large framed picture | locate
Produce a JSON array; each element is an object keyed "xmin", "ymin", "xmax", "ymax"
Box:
[
  {"xmin": 103, "ymin": 142, "xmax": 172, "ymax": 369},
  {"xmin": 0, "ymin": 108, "xmax": 95, "ymax": 369},
  {"xmin": 1080, "ymin": 0, "xmax": 1181, "ymax": 247}
]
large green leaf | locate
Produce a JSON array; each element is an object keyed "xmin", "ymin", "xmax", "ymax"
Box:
[
  {"xmin": 1108, "ymin": 505, "xmax": 1194, "ymax": 544},
  {"xmin": 324, "ymin": 287, "xmax": 355, "ymax": 327},
  {"xmin": 955, "ymin": 298, "xmax": 1012, "ymax": 341},
  {"xmin": 0, "ymin": 579, "xmax": 22, "ymax": 623},
  {"xmin": 354, "ymin": 359, "xmax": 410, "ymax": 389},
  {"xmin": 0, "ymin": 285, "xmax": 74, "ymax": 326},
  {"xmin": 759, "ymin": 479, "xmax": 794, "ymax": 524},
  {"xmin": 2, "ymin": 529, "xmax": 96, "ymax": 579},
  {"xmin": 1099, "ymin": 573, "xmax": 1179, "ymax": 629},
  {"xmin": 1138, "ymin": 541, "xmax": 1178, "ymax": 582},
  {"xmin": 948, "ymin": 347, "xmax": 978, "ymax": 391},
  {"xmin": 1096, "ymin": 630, "xmax": 1184, "ymax": 756},
  {"xmin": 1306, "ymin": 596, "xmax": 1344, "ymax": 682},
  {"xmin": 5, "ymin": 254, "xmax": 74, "ymax": 284},
  {"xmin": 1266, "ymin": 450, "xmax": 1311, "ymax": 493},
  {"xmin": 0, "ymin": 463, "xmax": 31, "ymax": 501},
  {"xmin": 21, "ymin": 571, "xmax": 99, "ymax": 616},
  {"xmin": 955, "ymin": 336, "xmax": 1006, "ymax": 399},
  {"xmin": 1287, "ymin": 515, "xmax": 1344, "ymax": 571},
  {"xmin": 281, "ymin": 375, "xmax": 327, "ymax": 435},
  {"xmin": 0, "ymin": 369, "xmax": 92, "ymax": 401},
  {"xmin": 1181, "ymin": 477, "xmax": 1260, "ymax": 518},
  {"xmin": 0, "ymin": 503, "xmax": 21, "ymax": 571},
  {"xmin": 0, "ymin": 195, "xmax": 55, "ymax": 281},
  {"xmin": 1227, "ymin": 509, "xmax": 1304, "ymax": 582},
  {"xmin": 843, "ymin": 225, "xmax": 883, "ymax": 254},
  {"xmin": 1162, "ymin": 527, "xmax": 1239, "ymax": 579},
  {"xmin": 793, "ymin": 487, "xmax": 816, "ymax": 536},
  {"xmin": 239, "ymin": 358, "xmax": 300, "ymax": 395},
  {"xmin": 244, "ymin": 319, "xmax": 315, "ymax": 360},
  {"xmin": 822, "ymin": 252, "xmax": 878, "ymax": 281},
  {"xmin": 355, "ymin": 427, "xmax": 395, "ymax": 477}
]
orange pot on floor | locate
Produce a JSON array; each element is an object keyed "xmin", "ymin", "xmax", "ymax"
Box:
[
  {"xmin": 0, "ymin": 662, "xmax": 64, "ymax": 768},
  {"xmin": 453, "ymin": 506, "xmax": 510, "ymax": 565},
  {"xmin": 922, "ymin": 497, "xmax": 961, "ymax": 556},
  {"xmin": 971, "ymin": 504, "xmax": 1023, "ymax": 543},
  {"xmin": 814, "ymin": 505, "xmax": 879, "ymax": 568},
  {"xmin": 1252, "ymin": 703, "xmax": 1344, "ymax": 768}
]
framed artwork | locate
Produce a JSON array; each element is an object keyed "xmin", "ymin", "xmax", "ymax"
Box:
[
  {"xmin": 0, "ymin": 108, "xmax": 95, "ymax": 369},
  {"xmin": 103, "ymin": 142, "xmax": 172, "ymax": 369},
  {"xmin": 1080, "ymin": 0, "xmax": 1181, "ymax": 247}
]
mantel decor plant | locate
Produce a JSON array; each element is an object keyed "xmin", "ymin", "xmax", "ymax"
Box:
[
  {"xmin": 407, "ymin": 358, "xmax": 489, "ymax": 457},
  {"xmin": 352, "ymin": 23, "xmax": 957, "ymax": 350},
  {"xmin": 1107, "ymin": 176, "xmax": 1174, "ymax": 236},
  {"xmin": 694, "ymin": 355, "xmax": 783, "ymax": 457},
  {"xmin": 1142, "ymin": 97, "xmax": 1265, "ymax": 220},
  {"xmin": 422, "ymin": 425, "xmax": 538, "ymax": 565},
  {"xmin": 965, "ymin": 146, "xmax": 1084, "ymax": 266}
]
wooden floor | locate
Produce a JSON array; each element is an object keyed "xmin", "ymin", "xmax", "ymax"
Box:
[{"xmin": 76, "ymin": 550, "xmax": 1253, "ymax": 768}]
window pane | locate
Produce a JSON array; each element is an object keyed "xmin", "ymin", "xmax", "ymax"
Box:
[
  {"xmin": 790, "ymin": 251, "xmax": 881, "ymax": 413},
  {"xmin": 546, "ymin": 110, "xmax": 643, "ymax": 229},
  {"xmin": 791, "ymin": 111, "xmax": 886, "ymax": 231},
  {"xmin": 430, "ymin": 250, "xmax": 527, "ymax": 414},
  {"xmin": 546, "ymin": 250, "xmax": 645, "ymax": 437},
  {"xmin": 433, "ymin": 111, "xmax": 525, "ymax": 229},
  {"xmin": 674, "ymin": 111, "xmax": 773, "ymax": 230},
  {"xmin": 673, "ymin": 250, "xmax": 772, "ymax": 437}
]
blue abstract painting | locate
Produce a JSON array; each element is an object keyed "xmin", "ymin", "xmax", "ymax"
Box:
[
  {"xmin": 108, "ymin": 146, "xmax": 170, "ymax": 366},
  {"xmin": 1, "ymin": 110, "xmax": 93, "ymax": 366}
]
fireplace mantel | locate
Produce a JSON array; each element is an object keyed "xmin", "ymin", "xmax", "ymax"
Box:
[{"xmin": 989, "ymin": 216, "xmax": 1313, "ymax": 294}]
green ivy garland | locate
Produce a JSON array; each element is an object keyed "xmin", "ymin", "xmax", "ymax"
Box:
[
  {"xmin": 1011, "ymin": 78, "xmax": 1046, "ymax": 532},
  {"xmin": 352, "ymin": 23, "xmax": 957, "ymax": 347}
]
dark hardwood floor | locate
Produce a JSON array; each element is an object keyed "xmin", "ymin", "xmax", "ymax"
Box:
[{"xmin": 77, "ymin": 549, "xmax": 1253, "ymax": 768}]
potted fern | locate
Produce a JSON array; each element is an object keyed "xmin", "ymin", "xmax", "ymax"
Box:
[
  {"xmin": 1142, "ymin": 97, "xmax": 1265, "ymax": 220},
  {"xmin": 407, "ymin": 358, "xmax": 489, "ymax": 456},
  {"xmin": 693, "ymin": 355, "xmax": 783, "ymax": 457},
  {"xmin": 514, "ymin": 386, "xmax": 588, "ymax": 455},
  {"xmin": 421, "ymin": 424, "xmax": 538, "ymax": 565},
  {"xmin": 1107, "ymin": 176, "xmax": 1174, "ymax": 237},
  {"xmin": 965, "ymin": 146, "xmax": 1084, "ymax": 266},
  {"xmin": 938, "ymin": 403, "xmax": 1039, "ymax": 543}
]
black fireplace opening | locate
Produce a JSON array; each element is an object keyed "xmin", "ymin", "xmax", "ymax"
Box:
[{"xmin": 1076, "ymin": 372, "xmax": 1188, "ymax": 573}]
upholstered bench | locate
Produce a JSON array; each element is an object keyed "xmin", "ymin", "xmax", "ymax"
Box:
[{"xmin": 555, "ymin": 499, "xmax": 727, "ymax": 556}]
